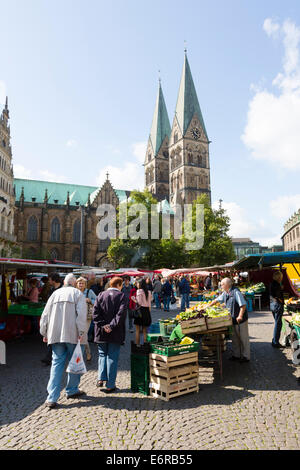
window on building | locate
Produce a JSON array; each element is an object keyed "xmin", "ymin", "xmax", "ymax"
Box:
[
  {"xmin": 174, "ymin": 133, "xmax": 178, "ymax": 144},
  {"xmin": 99, "ymin": 238, "xmax": 110, "ymax": 252},
  {"xmin": 7, "ymin": 219, "xmax": 11, "ymax": 234},
  {"xmin": 27, "ymin": 216, "xmax": 38, "ymax": 241},
  {"xmin": 73, "ymin": 219, "xmax": 80, "ymax": 243},
  {"xmin": 297, "ymin": 227, "xmax": 299, "ymax": 238},
  {"xmin": 1, "ymin": 216, "xmax": 5, "ymax": 232},
  {"xmin": 50, "ymin": 217, "xmax": 60, "ymax": 242},
  {"xmin": 50, "ymin": 248, "xmax": 59, "ymax": 260},
  {"xmin": 72, "ymin": 248, "xmax": 80, "ymax": 263}
]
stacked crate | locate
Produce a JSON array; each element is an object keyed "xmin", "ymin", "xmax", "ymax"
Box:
[
  {"xmin": 201, "ymin": 333, "xmax": 226, "ymax": 356},
  {"xmin": 149, "ymin": 344, "xmax": 199, "ymax": 401}
]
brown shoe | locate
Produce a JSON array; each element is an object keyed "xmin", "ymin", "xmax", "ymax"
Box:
[
  {"xmin": 45, "ymin": 401, "xmax": 57, "ymax": 409},
  {"xmin": 66, "ymin": 390, "xmax": 86, "ymax": 399}
]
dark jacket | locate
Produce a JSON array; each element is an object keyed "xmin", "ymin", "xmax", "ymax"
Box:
[
  {"xmin": 162, "ymin": 281, "xmax": 173, "ymax": 298},
  {"xmin": 93, "ymin": 288, "xmax": 127, "ymax": 344},
  {"xmin": 121, "ymin": 284, "xmax": 132, "ymax": 308},
  {"xmin": 179, "ymin": 278, "xmax": 190, "ymax": 295}
]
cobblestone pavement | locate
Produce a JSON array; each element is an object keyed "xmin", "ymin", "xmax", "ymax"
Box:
[{"xmin": 0, "ymin": 306, "xmax": 299, "ymax": 450}]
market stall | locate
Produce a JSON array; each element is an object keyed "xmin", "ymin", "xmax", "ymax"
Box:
[
  {"xmin": 130, "ymin": 300, "xmax": 233, "ymax": 400},
  {"xmin": 0, "ymin": 258, "xmax": 90, "ymax": 341}
]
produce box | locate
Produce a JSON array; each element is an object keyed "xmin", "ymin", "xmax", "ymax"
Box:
[
  {"xmin": 150, "ymin": 340, "xmax": 200, "ymax": 357},
  {"xmin": 159, "ymin": 320, "xmax": 177, "ymax": 337},
  {"xmin": 149, "ymin": 351, "xmax": 199, "ymax": 401},
  {"xmin": 180, "ymin": 314, "xmax": 232, "ymax": 335},
  {"xmin": 146, "ymin": 333, "xmax": 163, "ymax": 343}
]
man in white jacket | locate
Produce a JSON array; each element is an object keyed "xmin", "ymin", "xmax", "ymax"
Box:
[{"xmin": 40, "ymin": 273, "xmax": 88, "ymax": 408}]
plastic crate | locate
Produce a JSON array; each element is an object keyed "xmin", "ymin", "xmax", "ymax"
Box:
[
  {"xmin": 131, "ymin": 353, "xmax": 150, "ymax": 395},
  {"xmin": 150, "ymin": 341, "xmax": 200, "ymax": 357},
  {"xmin": 159, "ymin": 320, "xmax": 176, "ymax": 337},
  {"xmin": 130, "ymin": 340, "xmax": 151, "ymax": 355},
  {"xmin": 147, "ymin": 322, "xmax": 160, "ymax": 334},
  {"xmin": 146, "ymin": 333, "xmax": 163, "ymax": 343}
]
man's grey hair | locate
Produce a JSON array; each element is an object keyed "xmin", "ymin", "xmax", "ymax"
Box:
[
  {"xmin": 221, "ymin": 277, "xmax": 232, "ymax": 287},
  {"xmin": 64, "ymin": 273, "xmax": 77, "ymax": 286}
]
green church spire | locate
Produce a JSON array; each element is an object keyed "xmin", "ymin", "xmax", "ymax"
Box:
[
  {"xmin": 149, "ymin": 82, "xmax": 171, "ymax": 156},
  {"xmin": 174, "ymin": 53, "xmax": 208, "ymax": 139}
]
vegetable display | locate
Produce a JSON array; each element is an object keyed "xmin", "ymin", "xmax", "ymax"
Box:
[
  {"xmin": 240, "ymin": 282, "xmax": 266, "ymax": 295},
  {"xmin": 292, "ymin": 313, "xmax": 300, "ymax": 327},
  {"xmin": 176, "ymin": 301, "xmax": 230, "ymax": 322}
]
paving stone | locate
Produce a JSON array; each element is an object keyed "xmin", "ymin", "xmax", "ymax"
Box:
[{"xmin": 0, "ymin": 308, "xmax": 299, "ymax": 450}]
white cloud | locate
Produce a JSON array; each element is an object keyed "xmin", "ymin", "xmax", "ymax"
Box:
[
  {"xmin": 270, "ymin": 194, "xmax": 300, "ymax": 219},
  {"xmin": 213, "ymin": 200, "xmax": 283, "ymax": 247},
  {"xmin": 96, "ymin": 142, "xmax": 146, "ymax": 190},
  {"xmin": 96, "ymin": 162, "xmax": 144, "ymax": 191},
  {"xmin": 66, "ymin": 139, "xmax": 78, "ymax": 148},
  {"xmin": 132, "ymin": 141, "xmax": 147, "ymax": 163},
  {"xmin": 39, "ymin": 170, "xmax": 67, "ymax": 183},
  {"xmin": 242, "ymin": 19, "xmax": 300, "ymax": 170},
  {"xmin": 0, "ymin": 81, "xmax": 7, "ymax": 106},
  {"xmin": 13, "ymin": 164, "xmax": 67, "ymax": 183},
  {"xmin": 263, "ymin": 18, "xmax": 280, "ymax": 37},
  {"xmin": 13, "ymin": 164, "xmax": 32, "ymax": 179}
]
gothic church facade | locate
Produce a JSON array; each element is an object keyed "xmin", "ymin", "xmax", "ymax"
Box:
[{"xmin": 144, "ymin": 53, "xmax": 211, "ymax": 207}]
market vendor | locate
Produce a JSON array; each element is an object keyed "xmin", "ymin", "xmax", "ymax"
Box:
[
  {"xmin": 205, "ymin": 277, "xmax": 250, "ymax": 363},
  {"xmin": 269, "ymin": 271, "xmax": 285, "ymax": 349}
]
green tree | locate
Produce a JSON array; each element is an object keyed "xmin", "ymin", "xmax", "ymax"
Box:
[
  {"xmin": 186, "ymin": 194, "xmax": 235, "ymax": 267},
  {"xmin": 107, "ymin": 190, "xmax": 187, "ymax": 269}
]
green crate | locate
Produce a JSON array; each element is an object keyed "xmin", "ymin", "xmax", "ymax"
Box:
[
  {"xmin": 146, "ymin": 333, "xmax": 163, "ymax": 343},
  {"xmin": 130, "ymin": 353, "xmax": 150, "ymax": 395},
  {"xmin": 150, "ymin": 341, "xmax": 200, "ymax": 357}
]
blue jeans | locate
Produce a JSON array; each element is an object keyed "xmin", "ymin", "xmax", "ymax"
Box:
[
  {"xmin": 47, "ymin": 342, "xmax": 85, "ymax": 403},
  {"xmin": 181, "ymin": 293, "xmax": 190, "ymax": 311},
  {"xmin": 163, "ymin": 296, "xmax": 171, "ymax": 311},
  {"xmin": 128, "ymin": 309, "xmax": 134, "ymax": 330},
  {"xmin": 153, "ymin": 292, "xmax": 161, "ymax": 308},
  {"xmin": 270, "ymin": 302, "xmax": 283, "ymax": 344},
  {"xmin": 97, "ymin": 343, "xmax": 121, "ymax": 389}
]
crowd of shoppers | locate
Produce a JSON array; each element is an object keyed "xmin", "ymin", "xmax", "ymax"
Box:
[{"xmin": 39, "ymin": 267, "xmax": 290, "ymax": 408}]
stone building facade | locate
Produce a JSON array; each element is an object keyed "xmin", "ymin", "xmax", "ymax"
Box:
[
  {"xmin": 0, "ymin": 98, "xmax": 17, "ymax": 256},
  {"xmin": 14, "ymin": 177, "xmax": 130, "ymax": 267},
  {"xmin": 282, "ymin": 211, "xmax": 300, "ymax": 252},
  {"xmin": 145, "ymin": 53, "xmax": 211, "ymax": 207}
]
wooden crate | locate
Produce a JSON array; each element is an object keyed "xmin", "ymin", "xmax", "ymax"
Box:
[
  {"xmin": 149, "ymin": 379, "xmax": 199, "ymax": 401},
  {"xmin": 149, "ymin": 352, "xmax": 199, "ymax": 401},
  {"xmin": 149, "ymin": 351, "xmax": 198, "ymax": 370},
  {"xmin": 180, "ymin": 315, "xmax": 232, "ymax": 335}
]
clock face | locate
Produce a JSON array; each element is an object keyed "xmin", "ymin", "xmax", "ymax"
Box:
[{"xmin": 191, "ymin": 127, "xmax": 201, "ymax": 140}]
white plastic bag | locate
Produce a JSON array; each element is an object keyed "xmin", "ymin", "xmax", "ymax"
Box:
[
  {"xmin": 169, "ymin": 302, "xmax": 178, "ymax": 310},
  {"xmin": 66, "ymin": 340, "xmax": 87, "ymax": 375}
]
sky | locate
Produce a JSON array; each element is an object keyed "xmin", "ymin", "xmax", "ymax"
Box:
[{"xmin": 1, "ymin": 0, "xmax": 300, "ymax": 247}]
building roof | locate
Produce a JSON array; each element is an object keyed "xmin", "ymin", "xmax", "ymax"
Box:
[
  {"xmin": 174, "ymin": 53, "xmax": 208, "ymax": 139},
  {"xmin": 231, "ymin": 238, "xmax": 253, "ymax": 244},
  {"xmin": 149, "ymin": 83, "xmax": 171, "ymax": 155},
  {"xmin": 14, "ymin": 178, "xmax": 130, "ymax": 206}
]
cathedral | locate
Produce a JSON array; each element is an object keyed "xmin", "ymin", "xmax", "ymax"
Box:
[
  {"xmin": 4, "ymin": 52, "xmax": 211, "ymax": 267},
  {"xmin": 144, "ymin": 52, "xmax": 211, "ymax": 207}
]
